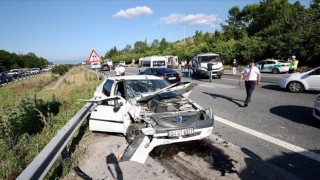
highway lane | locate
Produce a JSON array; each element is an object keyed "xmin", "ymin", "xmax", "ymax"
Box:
[{"xmin": 106, "ymin": 67, "xmax": 320, "ymax": 179}]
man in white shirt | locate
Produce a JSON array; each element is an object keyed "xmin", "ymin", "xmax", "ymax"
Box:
[
  {"xmin": 115, "ymin": 64, "xmax": 121, "ymax": 76},
  {"xmin": 119, "ymin": 65, "xmax": 125, "ymax": 76},
  {"xmin": 239, "ymin": 59, "xmax": 261, "ymax": 107}
]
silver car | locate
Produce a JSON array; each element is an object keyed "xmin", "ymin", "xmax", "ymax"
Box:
[{"xmin": 313, "ymin": 94, "xmax": 320, "ymax": 121}]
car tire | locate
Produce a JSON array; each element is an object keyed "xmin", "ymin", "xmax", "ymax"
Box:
[
  {"xmin": 272, "ymin": 68, "xmax": 280, "ymax": 74},
  {"xmin": 287, "ymin": 81, "xmax": 304, "ymax": 93},
  {"xmin": 218, "ymin": 75, "xmax": 222, "ymax": 79},
  {"xmin": 125, "ymin": 124, "xmax": 141, "ymax": 144}
]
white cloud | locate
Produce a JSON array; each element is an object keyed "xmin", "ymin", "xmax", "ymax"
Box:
[
  {"xmin": 160, "ymin": 13, "xmax": 218, "ymax": 26},
  {"xmin": 113, "ymin": 6, "xmax": 153, "ymax": 19}
]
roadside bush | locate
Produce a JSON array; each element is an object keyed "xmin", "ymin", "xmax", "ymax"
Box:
[
  {"xmin": 52, "ymin": 65, "xmax": 73, "ymax": 75},
  {"xmin": 0, "ymin": 96, "xmax": 62, "ymax": 147}
]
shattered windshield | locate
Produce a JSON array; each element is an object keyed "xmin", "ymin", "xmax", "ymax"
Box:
[
  {"xmin": 125, "ymin": 80, "xmax": 170, "ymax": 102},
  {"xmin": 199, "ymin": 55, "xmax": 221, "ymax": 62}
]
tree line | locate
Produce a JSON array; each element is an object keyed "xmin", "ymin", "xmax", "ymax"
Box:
[
  {"xmin": 103, "ymin": 0, "xmax": 319, "ymax": 67},
  {"xmin": 0, "ymin": 50, "xmax": 50, "ymax": 72}
]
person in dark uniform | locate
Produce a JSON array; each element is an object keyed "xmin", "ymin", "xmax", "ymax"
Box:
[{"xmin": 239, "ymin": 59, "xmax": 261, "ymax": 107}]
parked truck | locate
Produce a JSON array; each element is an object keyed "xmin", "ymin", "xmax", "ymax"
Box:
[{"xmin": 192, "ymin": 53, "xmax": 224, "ymax": 79}]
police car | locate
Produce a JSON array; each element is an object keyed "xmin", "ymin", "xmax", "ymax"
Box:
[{"xmin": 255, "ymin": 59, "xmax": 289, "ymax": 74}]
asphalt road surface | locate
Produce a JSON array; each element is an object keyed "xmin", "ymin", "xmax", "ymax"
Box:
[{"xmin": 79, "ymin": 67, "xmax": 320, "ymax": 180}]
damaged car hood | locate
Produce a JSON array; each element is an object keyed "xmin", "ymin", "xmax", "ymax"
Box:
[{"xmin": 136, "ymin": 81, "xmax": 196, "ymax": 103}]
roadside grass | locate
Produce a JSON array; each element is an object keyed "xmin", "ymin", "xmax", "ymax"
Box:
[
  {"xmin": 0, "ymin": 67, "xmax": 103, "ymax": 179},
  {"xmin": 0, "ymin": 74, "xmax": 58, "ymax": 109}
]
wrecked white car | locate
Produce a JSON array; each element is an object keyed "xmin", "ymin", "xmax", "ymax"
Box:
[{"xmin": 84, "ymin": 75, "xmax": 214, "ymax": 163}]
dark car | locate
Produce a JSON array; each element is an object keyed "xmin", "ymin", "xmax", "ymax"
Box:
[
  {"xmin": 100, "ymin": 64, "xmax": 110, "ymax": 71},
  {"xmin": 0, "ymin": 72, "xmax": 14, "ymax": 84},
  {"xmin": 143, "ymin": 67, "xmax": 181, "ymax": 84}
]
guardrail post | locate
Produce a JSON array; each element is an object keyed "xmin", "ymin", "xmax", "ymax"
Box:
[{"xmin": 61, "ymin": 147, "xmax": 68, "ymax": 160}]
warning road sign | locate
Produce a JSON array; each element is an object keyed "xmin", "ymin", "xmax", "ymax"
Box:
[{"xmin": 88, "ymin": 50, "xmax": 103, "ymax": 63}]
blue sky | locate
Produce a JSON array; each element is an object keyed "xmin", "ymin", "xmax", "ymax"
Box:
[{"xmin": 0, "ymin": 0, "xmax": 311, "ymax": 64}]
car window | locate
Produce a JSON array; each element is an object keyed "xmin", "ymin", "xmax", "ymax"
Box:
[
  {"xmin": 266, "ymin": 61, "xmax": 275, "ymax": 64},
  {"xmin": 144, "ymin": 69, "xmax": 150, "ymax": 74},
  {"xmin": 102, "ymin": 80, "xmax": 114, "ymax": 96},
  {"xmin": 153, "ymin": 61, "xmax": 166, "ymax": 67},
  {"xmin": 125, "ymin": 80, "xmax": 170, "ymax": 101},
  {"xmin": 310, "ymin": 68, "xmax": 320, "ymax": 75},
  {"xmin": 142, "ymin": 61, "xmax": 151, "ymax": 67},
  {"xmin": 199, "ymin": 55, "xmax": 220, "ymax": 62}
]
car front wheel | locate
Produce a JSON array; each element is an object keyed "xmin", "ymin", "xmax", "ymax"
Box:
[
  {"xmin": 272, "ymin": 68, "xmax": 280, "ymax": 74},
  {"xmin": 287, "ymin": 81, "xmax": 304, "ymax": 93},
  {"xmin": 125, "ymin": 124, "xmax": 141, "ymax": 144}
]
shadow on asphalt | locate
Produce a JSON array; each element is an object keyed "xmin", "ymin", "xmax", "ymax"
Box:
[
  {"xmin": 106, "ymin": 153, "xmax": 123, "ymax": 180},
  {"xmin": 203, "ymin": 92, "xmax": 244, "ymax": 107},
  {"xmin": 150, "ymin": 139, "xmax": 238, "ymax": 177},
  {"xmin": 270, "ymin": 105, "xmax": 320, "ymax": 128},
  {"xmin": 240, "ymin": 148, "xmax": 320, "ymax": 179},
  {"xmin": 261, "ymin": 84, "xmax": 284, "ymax": 91}
]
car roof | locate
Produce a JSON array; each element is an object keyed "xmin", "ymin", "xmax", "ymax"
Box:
[
  {"xmin": 107, "ymin": 75, "xmax": 163, "ymax": 81},
  {"xmin": 146, "ymin": 67, "xmax": 176, "ymax": 72}
]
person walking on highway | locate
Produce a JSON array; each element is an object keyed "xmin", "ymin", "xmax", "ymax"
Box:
[
  {"xmin": 239, "ymin": 59, "xmax": 261, "ymax": 107},
  {"xmin": 188, "ymin": 60, "xmax": 193, "ymax": 78},
  {"xmin": 115, "ymin": 64, "xmax": 121, "ymax": 76},
  {"xmin": 119, "ymin": 64, "xmax": 125, "ymax": 76},
  {"xmin": 207, "ymin": 60, "xmax": 214, "ymax": 83},
  {"xmin": 231, "ymin": 59, "xmax": 238, "ymax": 75}
]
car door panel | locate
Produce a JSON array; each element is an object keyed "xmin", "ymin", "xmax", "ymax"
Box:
[
  {"xmin": 305, "ymin": 69, "xmax": 320, "ymax": 90},
  {"xmin": 89, "ymin": 98, "xmax": 127, "ymax": 134}
]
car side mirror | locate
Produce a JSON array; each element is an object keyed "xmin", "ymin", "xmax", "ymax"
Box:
[{"xmin": 113, "ymin": 100, "xmax": 123, "ymax": 112}]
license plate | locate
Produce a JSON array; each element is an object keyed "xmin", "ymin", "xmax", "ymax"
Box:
[
  {"xmin": 168, "ymin": 77, "xmax": 176, "ymax": 80},
  {"xmin": 168, "ymin": 128, "xmax": 194, "ymax": 137}
]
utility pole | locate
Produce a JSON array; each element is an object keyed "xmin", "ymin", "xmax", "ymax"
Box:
[{"xmin": 182, "ymin": 24, "xmax": 186, "ymax": 45}]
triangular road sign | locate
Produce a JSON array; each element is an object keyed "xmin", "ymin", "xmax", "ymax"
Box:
[{"xmin": 88, "ymin": 49, "xmax": 103, "ymax": 63}]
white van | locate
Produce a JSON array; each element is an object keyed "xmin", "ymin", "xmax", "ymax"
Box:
[
  {"xmin": 91, "ymin": 62, "xmax": 101, "ymax": 70},
  {"xmin": 138, "ymin": 56, "xmax": 167, "ymax": 74},
  {"xmin": 193, "ymin": 53, "xmax": 224, "ymax": 78}
]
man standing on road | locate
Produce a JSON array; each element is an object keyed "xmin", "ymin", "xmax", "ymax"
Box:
[
  {"xmin": 239, "ymin": 59, "xmax": 261, "ymax": 107},
  {"xmin": 188, "ymin": 60, "xmax": 193, "ymax": 78},
  {"xmin": 231, "ymin": 59, "xmax": 238, "ymax": 75},
  {"xmin": 115, "ymin": 64, "xmax": 121, "ymax": 76},
  {"xmin": 119, "ymin": 64, "xmax": 125, "ymax": 76},
  {"xmin": 207, "ymin": 60, "xmax": 214, "ymax": 83}
]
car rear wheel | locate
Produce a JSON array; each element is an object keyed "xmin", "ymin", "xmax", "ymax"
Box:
[
  {"xmin": 287, "ymin": 81, "xmax": 304, "ymax": 93},
  {"xmin": 272, "ymin": 68, "xmax": 280, "ymax": 74},
  {"xmin": 125, "ymin": 124, "xmax": 141, "ymax": 144}
]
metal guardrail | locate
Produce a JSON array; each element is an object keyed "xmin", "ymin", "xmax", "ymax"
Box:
[{"xmin": 17, "ymin": 102, "xmax": 95, "ymax": 180}]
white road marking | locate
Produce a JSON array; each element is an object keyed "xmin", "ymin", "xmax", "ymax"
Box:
[
  {"xmin": 214, "ymin": 116, "xmax": 320, "ymax": 162},
  {"xmin": 199, "ymin": 84, "xmax": 215, "ymax": 89},
  {"xmin": 199, "ymin": 83, "xmax": 238, "ymax": 89},
  {"xmin": 222, "ymin": 78, "xmax": 240, "ymax": 81}
]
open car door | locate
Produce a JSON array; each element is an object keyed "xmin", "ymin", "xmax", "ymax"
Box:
[{"xmin": 84, "ymin": 96, "xmax": 128, "ymax": 134}]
